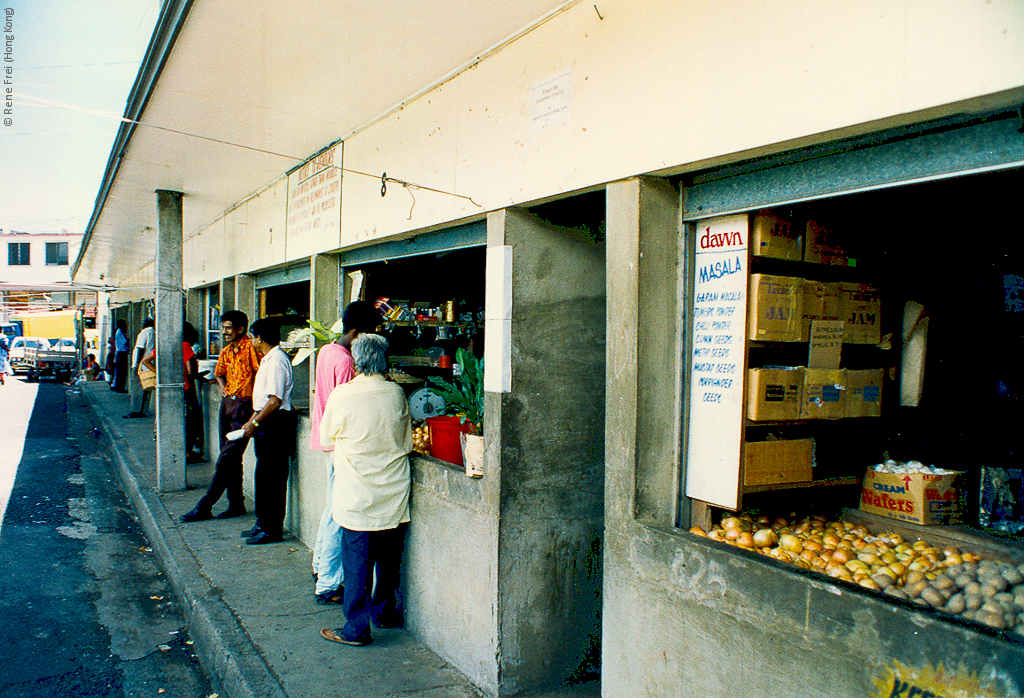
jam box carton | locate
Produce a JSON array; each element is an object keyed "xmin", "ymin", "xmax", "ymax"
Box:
[
  {"xmin": 750, "ymin": 210, "xmax": 802, "ymax": 261},
  {"xmin": 860, "ymin": 468, "xmax": 962, "ymax": 525},
  {"xmin": 747, "ymin": 274, "xmax": 805, "ymax": 342}
]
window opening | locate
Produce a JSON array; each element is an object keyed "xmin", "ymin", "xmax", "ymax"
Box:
[
  {"xmin": 45, "ymin": 242, "xmax": 69, "ymax": 266},
  {"xmin": 8, "ymin": 242, "xmax": 29, "ymax": 266}
]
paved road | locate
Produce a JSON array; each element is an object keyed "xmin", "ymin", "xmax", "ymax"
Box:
[{"xmin": 0, "ymin": 376, "xmax": 214, "ymax": 698}]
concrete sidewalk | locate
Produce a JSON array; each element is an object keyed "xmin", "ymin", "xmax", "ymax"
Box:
[{"xmin": 79, "ymin": 382, "xmax": 600, "ymax": 698}]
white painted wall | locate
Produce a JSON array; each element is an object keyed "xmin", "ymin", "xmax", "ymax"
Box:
[{"xmin": 179, "ymin": 0, "xmax": 1023, "ymax": 281}]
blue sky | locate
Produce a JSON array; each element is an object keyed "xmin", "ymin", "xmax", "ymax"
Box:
[{"xmin": 1, "ymin": 0, "xmax": 159, "ymax": 235}]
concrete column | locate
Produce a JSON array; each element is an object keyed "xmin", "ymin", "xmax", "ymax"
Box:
[
  {"xmin": 220, "ymin": 276, "xmax": 236, "ymax": 314},
  {"xmin": 489, "ymin": 206, "xmax": 607, "ymax": 695},
  {"xmin": 185, "ymin": 288, "xmax": 202, "ymax": 335},
  {"xmin": 309, "ymin": 253, "xmax": 340, "ymax": 392},
  {"xmin": 234, "ymin": 274, "xmax": 256, "ymax": 323},
  {"xmin": 156, "ymin": 190, "xmax": 186, "ymax": 492}
]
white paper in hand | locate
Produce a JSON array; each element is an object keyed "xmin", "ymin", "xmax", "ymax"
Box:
[{"xmin": 226, "ymin": 428, "xmax": 246, "ymax": 441}]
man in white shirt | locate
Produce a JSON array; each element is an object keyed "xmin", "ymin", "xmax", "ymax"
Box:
[
  {"xmin": 125, "ymin": 317, "xmax": 155, "ymax": 418},
  {"xmin": 318, "ymin": 334, "xmax": 412, "ymax": 647},
  {"xmin": 240, "ymin": 318, "xmax": 295, "ymax": 545}
]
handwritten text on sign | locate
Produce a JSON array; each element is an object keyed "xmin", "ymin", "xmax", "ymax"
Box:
[
  {"xmin": 686, "ymin": 214, "xmax": 749, "ymax": 510},
  {"xmin": 287, "ymin": 145, "xmax": 341, "ymax": 242}
]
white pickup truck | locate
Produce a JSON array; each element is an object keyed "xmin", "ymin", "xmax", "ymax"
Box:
[{"xmin": 24, "ymin": 341, "xmax": 77, "ymax": 382}]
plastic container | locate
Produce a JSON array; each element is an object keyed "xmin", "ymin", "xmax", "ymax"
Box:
[{"xmin": 426, "ymin": 415, "xmax": 474, "ymax": 466}]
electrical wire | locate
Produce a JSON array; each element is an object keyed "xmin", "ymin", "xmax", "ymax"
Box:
[{"xmin": 12, "ymin": 91, "xmax": 482, "ymax": 210}]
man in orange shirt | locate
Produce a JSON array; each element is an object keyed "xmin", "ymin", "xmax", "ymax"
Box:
[{"xmin": 180, "ymin": 310, "xmax": 262, "ymax": 522}]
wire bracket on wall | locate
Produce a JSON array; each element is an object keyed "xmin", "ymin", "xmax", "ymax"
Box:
[{"xmin": 374, "ymin": 170, "xmax": 472, "ymax": 220}]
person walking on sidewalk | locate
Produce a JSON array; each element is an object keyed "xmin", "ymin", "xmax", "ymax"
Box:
[
  {"xmin": 310, "ymin": 301, "xmax": 382, "ymax": 605},
  {"xmin": 319, "ymin": 334, "xmax": 412, "ymax": 647},
  {"xmin": 110, "ymin": 319, "xmax": 131, "ymax": 393},
  {"xmin": 238, "ymin": 318, "xmax": 295, "ymax": 545},
  {"xmin": 124, "ymin": 317, "xmax": 155, "ymax": 418},
  {"xmin": 0, "ymin": 334, "xmax": 11, "ymax": 385},
  {"xmin": 180, "ymin": 310, "xmax": 261, "ymax": 523}
]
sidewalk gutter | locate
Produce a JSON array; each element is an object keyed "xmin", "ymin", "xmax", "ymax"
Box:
[{"xmin": 80, "ymin": 386, "xmax": 287, "ymax": 698}]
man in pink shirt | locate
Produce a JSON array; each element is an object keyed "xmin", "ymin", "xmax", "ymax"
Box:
[{"xmin": 310, "ymin": 301, "xmax": 382, "ymax": 604}]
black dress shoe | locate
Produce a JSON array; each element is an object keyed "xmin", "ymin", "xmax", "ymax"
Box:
[
  {"xmin": 315, "ymin": 588, "xmax": 345, "ymax": 605},
  {"xmin": 241, "ymin": 525, "xmax": 262, "ymax": 538},
  {"xmin": 179, "ymin": 508, "xmax": 213, "ymax": 523},
  {"xmin": 215, "ymin": 506, "xmax": 246, "ymax": 519},
  {"xmin": 245, "ymin": 531, "xmax": 282, "ymax": 545}
]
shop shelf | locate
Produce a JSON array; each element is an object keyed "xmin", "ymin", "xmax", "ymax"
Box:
[{"xmin": 741, "ymin": 475, "xmax": 860, "ymax": 495}]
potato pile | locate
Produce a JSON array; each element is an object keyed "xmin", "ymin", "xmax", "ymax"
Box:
[
  {"xmin": 412, "ymin": 422, "xmax": 431, "ymax": 453},
  {"xmin": 691, "ymin": 512, "xmax": 1024, "ymax": 634}
]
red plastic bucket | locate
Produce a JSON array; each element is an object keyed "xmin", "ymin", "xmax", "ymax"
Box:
[{"xmin": 426, "ymin": 415, "xmax": 474, "ymax": 466}]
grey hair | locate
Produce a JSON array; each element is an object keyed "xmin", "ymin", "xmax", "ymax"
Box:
[{"xmin": 352, "ymin": 333, "xmax": 389, "ymax": 376}]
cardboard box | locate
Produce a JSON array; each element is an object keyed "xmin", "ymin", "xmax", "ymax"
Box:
[
  {"xmin": 860, "ymin": 468, "xmax": 962, "ymax": 525},
  {"xmin": 839, "ymin": 283, "xmax": 881, "ymax": 344},
  {"xmin": 748, "ymin": 274, "xmax": 804, "ymax": 342},
  {"xmin": 801, "ymin": 281, "xmax": 841, "ymax": 340},
  {"xmin": 750, "ymin": 210, "xmax": 802, "ymax": 261},
  {"xmin": 743, "ymin": 438, "xmax": 814, "ymax": 487},
  {"xmin": 747, "ymin": 367, "xmax": 804, "ymax": 421},
  {"xmin": 804, "ymin": 220, "xmax": 856, "ymax": 266},
  {"xmin": 801, "ymin": 368, "xmax": 847, "ymax": 419},
  {"xmin": 846, "ymin": 369, "xmax": 883, "ymax": 418},
  {"xmin": 807, "ymin": 320, "xmax": 843, "ymax": 369}
]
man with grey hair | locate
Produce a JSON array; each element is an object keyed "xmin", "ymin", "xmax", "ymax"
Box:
[{"xmin": 318, "ymin": 333, "xmax": 412, "ymax": 647}]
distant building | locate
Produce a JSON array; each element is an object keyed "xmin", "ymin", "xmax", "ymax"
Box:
[
  {"xmin": 1, "ymin": 230, "xmax": 81, "ymax": 285},
  {"xmin": 1, "ymin": 230, "xmax": 93, "ymax": 322}
]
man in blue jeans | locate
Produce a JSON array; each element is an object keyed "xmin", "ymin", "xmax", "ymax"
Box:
[{"xmin": 317, "ymin": 334, "xmax": 412, "ymax": 647}]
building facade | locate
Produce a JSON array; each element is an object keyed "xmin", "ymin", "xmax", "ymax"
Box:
[{"xmin": 74, "ymin": 1, "xmax": 1024, "ymax": 696}]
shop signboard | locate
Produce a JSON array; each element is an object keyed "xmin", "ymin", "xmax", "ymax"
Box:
[
  {"xmin": 286, "ymin": 143, "xmax": 342, "ymax": 259},
  {"xmin": 685, "ymin": 214, "xmax": 749, "ymax": 510}
]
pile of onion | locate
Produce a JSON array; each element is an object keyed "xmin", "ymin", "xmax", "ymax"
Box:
[{"xmin": 690, "ymin": 512, "xmax": 1024, "ymax": 634}]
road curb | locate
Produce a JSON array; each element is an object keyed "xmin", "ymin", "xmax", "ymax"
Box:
[{"xmin": 80, "ymin": 388, "xmax": 287, "ymax": 698}]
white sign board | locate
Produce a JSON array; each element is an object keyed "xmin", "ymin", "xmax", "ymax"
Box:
[
  {"xmin": 530, "ymin": 70, "xmax": 571, "ymax": 135},
  {"xmin": 286, "ymin": 144, "xmax": 342, "ymax": 258},
  {"xmin": 685, "ymin": 214, "xmax": 749, "ymax": 510}
]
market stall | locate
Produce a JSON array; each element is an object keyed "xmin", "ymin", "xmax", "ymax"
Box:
[
  {"xmin": 340, "ymin": 244, "xmax": 486, "ymax": 469},
  {"xmin": 684, "ymin": 170, "xmax": 1024, "ymax": 636}
]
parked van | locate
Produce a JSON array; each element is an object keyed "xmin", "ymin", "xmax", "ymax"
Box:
[{"xmin": 8, "ymin": 337, "xmax": 52, "ymax": 374}]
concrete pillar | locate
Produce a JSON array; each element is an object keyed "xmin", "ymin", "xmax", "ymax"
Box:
[
  {"xmin": 156, "ymin": 190, "xmax": 186, "ymax": 492},
  {"xmin": 309, "ymin": 253, "xmax": 340, "ymax": 393},
  {"xmin": 220, "ymin": 276, "xmax": 236, "ymax": 314},
  {"xmin": 602, "ymin": 177, "xmax": 684, "ymax": 697},
  {"xmin": 185, "ymin": 288, "xmax": 202, "ymax": 336},
  {"xmin": 487, "ymin": 206, "xmax": 606, "ymax": 695},
  {"xmin": 235, "ymin": 274, "xmax": 256, "ymax": 323}
]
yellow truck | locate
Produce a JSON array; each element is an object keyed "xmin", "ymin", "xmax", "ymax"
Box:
[{"xmin": 11, "ymin": 310, "xmax": 78, "ymax": 341}]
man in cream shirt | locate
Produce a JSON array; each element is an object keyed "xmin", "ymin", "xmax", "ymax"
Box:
[{"xmin": 318, "ymin": 334, "xmax": 412, "ymax": 647}]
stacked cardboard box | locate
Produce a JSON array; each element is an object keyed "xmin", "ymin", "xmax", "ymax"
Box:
[
  {"xmin": 747, "ymin": 367, "xmax": 804, "ymax": 421},
  {"xmin": 743, "ymin": 438, "xmax": 815, "ymax": 486},
  {"xmin": 750, "ymin": 211, "xmax": 802, "ymax": 261},
  {"xmin": 804, "ymin": 220, "xmax": 857, "ymax": 266},
  {"xmin": 747, "ymin": 274, "xmax": 804, "ymax": 342},
  {"xmin": 846, "ymin": 369, "xmax": 884, "ymax": 418},
  {"xmin": 801, "ymin": 368, "xmax": 847, "ymax": 419},
  {"xmin": 838, "ymin": 283, "xmax": 881, "ymax": 344},
  {"xmin": 860, "ymin": 468, "xmax": 962, "ymax": 525},
  {"xmin": 802, "ymin": 281, "xmax": 841, "ymax": 340}
]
